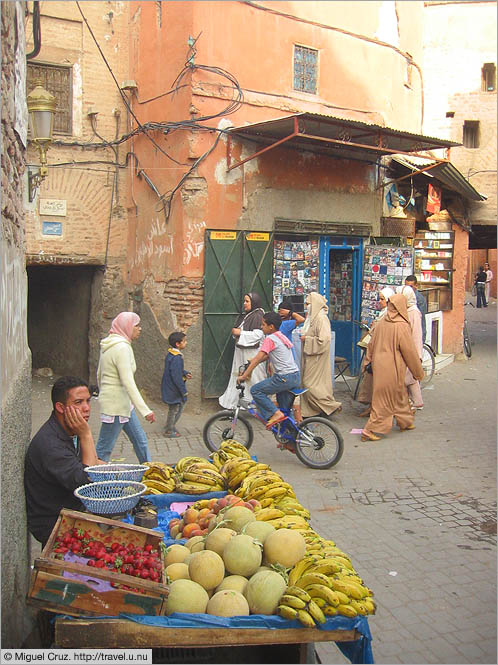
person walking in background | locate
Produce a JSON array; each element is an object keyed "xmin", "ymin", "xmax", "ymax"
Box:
[
  {"xmin": 397, "ymin": 285, "xmax": 424, "ymax": 410},
  {"xmin": 96, "ymin": 312, "xmax": 155, "ymax": 463},
  {"xmin": 300, "ymin": 292, "xmax": 342, "ymax": 418},
  {"xmin": 404, "ymin": 275, "xmax": 427, "ymax": 343},
  {"xmin": 219, "ymin": 292, "xmax": 266, "ymax": 409},
  {"xmin": 357, "ymin": 286, "xmax": 395, "ymax": 417},
  {"xmin": 485, "ymin": 262, "xmax": 493, "ymax": 303},
  {"xmin": 361, "ymin": 294, "xmax": 424, "ymax": 442},
  {"xmin": 277, "ymin": 300, "xmax": 305, "ymax": 342},
  {"xmin": 475, "ymin": 267, "xmax": 488, "ymax": 308},
  {"xmin": 161, "ymin": 331, "xmax": 192, "ymax": 438}
]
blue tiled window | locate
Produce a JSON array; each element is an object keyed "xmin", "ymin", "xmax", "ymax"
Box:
[{"xmin": 293, "ymin": 45, "xmax": 318, "ymax": 94}]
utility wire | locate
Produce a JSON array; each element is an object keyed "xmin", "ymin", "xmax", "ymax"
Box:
[{"xmin": 75, "ymin": 0, "xmax": 183, "ymax": 165}]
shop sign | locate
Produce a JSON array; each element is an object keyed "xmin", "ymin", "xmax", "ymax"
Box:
[
  {"xmin": 42, "ymin": 221, "xmax": 63, "ymax": 236},
  {"xmin": 39, "ymin": 199, "xmax": 67, "ymax": 216},
  {"xmin": 210, "ymin": 231, "xmax": 236, "ymax": 240},
  {"xmin": 246, "ymin": 232, "xmax": 270, "ymax": 242}
]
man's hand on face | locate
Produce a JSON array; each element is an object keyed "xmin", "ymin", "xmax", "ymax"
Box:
[{"xmin": 63, "ymin": 405, "xmax": 91, "ymax": 436}]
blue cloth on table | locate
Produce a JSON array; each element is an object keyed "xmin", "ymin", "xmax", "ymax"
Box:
[{"xmin": 118, "ymin": 613, "xmax": 374, "ymax": 664}]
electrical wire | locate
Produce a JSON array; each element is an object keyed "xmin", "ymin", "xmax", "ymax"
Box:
[{"xmin": 75, "ymin": 0, "xmax": 183, "ymax": 166}]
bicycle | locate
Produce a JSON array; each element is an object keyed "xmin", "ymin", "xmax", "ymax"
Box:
[
  {"xmin": 463, "ymin": 302, "xmax": 473, "ymax": 358},
  {"xmin": 203, "ymin": 369, "xmax": 344, "ymax": 469}
]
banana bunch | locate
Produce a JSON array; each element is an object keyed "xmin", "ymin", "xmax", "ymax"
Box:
[
  {"xmin": 277, "ymin": 585, "xmax": 326, "ymax": 627},
  {"xmin": 286, "ymin": 544, "xmax": 376, "ymax": 616},
  {"xmin": 274, "ymin": 495, "xmax": 311, "ymax": 520},
  {"xmin": 174, "ymin": 457, "xmax": 226, "ymax": 494},
  {"xmin": 266, "ymin": 514, "xmax": 311, "ymax": 530},
  {"xmin": 216, "ymin": 457, "xmax": 270, "ymax": 492},
  {"xmin": 142, "ymin": 462, "xmax": 176, "ymax": 494},
  {"xmin": 210, "ymin": 440, "xmax": 252, "ymax": 468}
]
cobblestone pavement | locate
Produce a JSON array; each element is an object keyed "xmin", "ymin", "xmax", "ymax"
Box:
[{"xmin": 30, "ymin": 301, "xmax": 497, "ymax": 664}]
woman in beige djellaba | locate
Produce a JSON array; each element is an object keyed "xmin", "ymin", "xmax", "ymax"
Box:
[
  {"xmin": 361, "ymin": 293, "xmax": 424, "ymax": 442},
  {"xmin": 300, "ymin": 292, "xmax": 342, "ymax": 418}
]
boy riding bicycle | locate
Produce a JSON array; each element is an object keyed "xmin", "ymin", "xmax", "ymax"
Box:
[{"xmin": 236, "ymin": 311, "xmax": 300, "ymax": 429}]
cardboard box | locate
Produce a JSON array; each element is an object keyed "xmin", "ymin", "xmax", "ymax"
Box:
[{"xmin": 27, "ymin": 509, "xmax": 169, "ymax": 618}]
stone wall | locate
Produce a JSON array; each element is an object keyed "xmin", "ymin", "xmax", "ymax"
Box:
[{"xmin": 1, "ymin": 0, "xmax": 33, "ymax": 647}]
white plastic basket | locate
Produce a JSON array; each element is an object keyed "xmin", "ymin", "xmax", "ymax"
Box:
[
  {"xmin": 74, "ymin": 480, "xmax": 146, "ymax": 515},
  {"xmin": 84, "ymin": 464, "xmax": 147, "ymax": 483}
]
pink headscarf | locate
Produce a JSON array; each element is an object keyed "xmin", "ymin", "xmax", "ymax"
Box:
[{"xmin": 109, "ymin": 312, "xmax": 140, "ymax": 342}]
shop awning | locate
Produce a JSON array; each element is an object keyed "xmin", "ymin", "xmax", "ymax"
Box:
[
  {"xmin": 226, "ymin": 113, "xmax": 460, "ymax": 171},
  {"xmin": 391, "ymin": 155, "xmax": 486, "ymax": 202}
]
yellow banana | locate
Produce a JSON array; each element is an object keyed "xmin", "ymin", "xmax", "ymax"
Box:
[
  {"xmin": 323, "ymin": 605, "xmax": 338, "ymax": 616},
  {"xmin": 228, "ymin": 470, "xmax": 248, "ymax": 489},
  {"xmin": 308, "ymin": 560, "xmax": 344, "ymax": 576},
  {"xmin": 312, "ymin": 597, "xmax": 326, "ymax": 608},
  {"xmin": 350, "ymin": 600, "xmax": 369, "ymax": 615},
  {"xmin": 183, "ymin": 472, "xmax": 220, "ymax": 487},
  {"xmin": 304, "ymin": 584, "xmax": 340, "ymax": 607},
  {"xmin": 144, "ymin": 487, "xmax": 163, "ymax": 495},
  {"xmin": 295, "ymin": 572, "xmax": 332, "ymax": 589},
  {"xmin": 192, "ymin": 499, "xmax": 212, "ymax": 510},
  {"xmin": 279, "ymin": 594, "xmax": 307, "ymax": 610},
  {"xmin": 337, "ymin": 604, "xmax": 358, "ymax": 618},
  {"xmin": 307, "ymin": 599, "xmax": 326, "ymax": 624},
  {"xmin": 334, "ymin": 591, "xmax": 350, "ymax": 605},
  {"xmin": 259, "ymin": 497, "xmax": 275, "ymax": 509},
  {"xmin": 277, "ymin": 605, "xmax": 298, "ymax": 621},
  {"xmin": 285, "ymin": 585, "xmax": 311, "ymax": 603},
  {"xmin": 296, "ymin": 609, "xmax": 315, "ymax": 628},
  {"xmin": 255, "ymin": 508, "xmax": 285, "ymax": 521},
  {"xmin": 143, "ymin": 479, "xmax": 174, "ymax": 493},
  {"xmin": 288, "ymin": 556, "xmax": 320, "ymax": 586},
  {"xmin": 362, "ymin": 598, "xmax": 376, "ymax": 615}
]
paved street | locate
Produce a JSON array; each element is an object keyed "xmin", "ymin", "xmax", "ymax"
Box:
[{"xmin": 30, "ymin": 301, "xmax": 497, "ymax": 664}]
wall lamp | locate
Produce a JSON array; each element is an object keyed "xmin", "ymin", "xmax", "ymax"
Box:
[{"xmin": 27, "ymin": 78, "xmax": 57, "ymax": 202}]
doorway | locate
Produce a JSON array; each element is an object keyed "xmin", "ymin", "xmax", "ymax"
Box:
[{"xmin": 27, "ymin": 265, "xmax": 98, "ymax": 380}]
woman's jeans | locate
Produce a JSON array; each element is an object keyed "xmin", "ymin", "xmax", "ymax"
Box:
[
  {"xmin": 476, "ymin": 283, "xmax": 487, "ymax": 308},
  {"xmin": 165, "ymin": 401, "xmax": 185, "ymax": 433},
  {"xmin": 250, "ymin": 371, "xmax": 301, "ymax": 422},
  {"xmin": 96, "ymin": 410, "xmax": 151, "ymax": 464}
]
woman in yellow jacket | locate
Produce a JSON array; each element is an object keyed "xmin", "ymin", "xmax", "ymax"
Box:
[{"xmin": 96, "ymin": 312, "xmax": 155, "ymax": 463}]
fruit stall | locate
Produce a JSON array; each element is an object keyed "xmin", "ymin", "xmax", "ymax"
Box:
[{"xmin": 27, "ymin": 443, "xmax": 374, "ymax": 664}]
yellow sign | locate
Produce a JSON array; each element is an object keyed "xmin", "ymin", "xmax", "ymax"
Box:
[
  {"xmin": 246, "ymin": 232, "xmax": 269, "ymax": 241},
  {"xmin": 211, "ymin": 231, "xmax": 236, "ymax": 240}
]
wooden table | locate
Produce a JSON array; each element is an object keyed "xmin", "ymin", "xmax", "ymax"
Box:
[{"xmin": 55, "ymin": 617, "xmax": 361, "ymax": 664}]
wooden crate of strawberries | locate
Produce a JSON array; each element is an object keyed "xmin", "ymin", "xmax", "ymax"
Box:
[{"xmin": 27, "ymin": 509, "xmax": 169, "ymax": 618}]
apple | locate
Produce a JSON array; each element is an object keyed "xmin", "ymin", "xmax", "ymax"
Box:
[{"xmin": 183, "ymin": 508, "xmax": 200, "ymax": 525}]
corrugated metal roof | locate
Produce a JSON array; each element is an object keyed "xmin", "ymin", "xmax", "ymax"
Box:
[
  {"xmin": 227, "ymin": 112, "xmax": 460, "ymax": 165},
  {"xmin": 392, "ymin": 155, "xmax": 486, "ymax": 202}
]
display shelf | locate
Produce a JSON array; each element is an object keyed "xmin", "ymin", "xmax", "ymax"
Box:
[{"xmin": 414, "ymin": 230, "xmax": 454, "ymax": 311}]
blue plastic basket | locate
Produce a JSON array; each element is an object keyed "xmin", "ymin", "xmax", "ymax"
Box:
[
  {"xmin": 74, "ymin": 480, "xmax": 146, "ymax": 515},
  {"xmin": 84, "ymin": 464, "xmax": 147, "ymax": 483}
]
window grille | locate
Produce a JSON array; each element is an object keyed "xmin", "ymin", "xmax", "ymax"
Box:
[
  {"xmin": 462, "ymin": 121, "xmax": 480, "ymax": 149},
  {"xmin": 481, "ymin": 63, "xmax": 496, "ymax": 92},
  {"xmin": 293, "ymin": 45, "xmax": 318, "ymax": 94},
  {"xmin": 27, "ymin": 62, "xmax": 72, "ymax": 135}
]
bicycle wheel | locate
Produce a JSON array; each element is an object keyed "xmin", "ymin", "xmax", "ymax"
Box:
[
  {"xmin": 294, "ymin": 417, "xmax": 344, "ymax": 469},
  {"xmin": 463, "ymin": 322, "xmax": 472, "ymax": 358},
  {"xmin": 202, "ymin": 410, "xmax": 253, "ymax": 453},
  {"xmin": 421, "ymin": 344, "xmax": 435, "ymax": 387}
]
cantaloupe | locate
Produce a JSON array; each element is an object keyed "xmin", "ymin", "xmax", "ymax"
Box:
[
  {"xmin": 166, "ymin": 579, "xmax": 209, "ymax": 615},
  {"xmin": 222, "ymin": 534, "xmax": 262, "ymax": 577},
  {"xmin": 164, "ymin": 544, "xmax": 190, "ymax": 567},
  {"xmin": 186, "ymin": 535, "xmax": 205, "ymax": 552},
  {"xmin": 263, "ymin": 529, "xmax": 306, "ymax": 568},
  {"xmin": 243, "ymin": 520, "xmax": 276, "ymax": 544},
  {"xmin": 245, "ymin": 569, "xmax": 287, "ymax": 615},
  {"xmin": 165, "ymin": 562, "xmax": 189, "ymax": 581},
  {"xmin": 215, "ymin": 575, "xmax": 249, "ymax": 595},
  {"xmin": 188, "ymin": 549, "xmax": 225, "ymax": 590},
  {"xmin": 207, "ymin": 590, "xmax": 250, "ymax": 617},
  {"xmin": 218, "ymin": 506, "xmax": 256, "ymax": 532},
  {"xmin": 204, "ymin": 527, "xmax": 237, "ymax": 556}
]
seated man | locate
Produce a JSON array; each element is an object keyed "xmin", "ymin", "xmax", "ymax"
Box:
[
  {"xmin": 24, "ymin": 376, "xmax": 101, "ymax": 548},
  {"xmin": 237, "ymin": 311, "xmax": 300, "ymax": 428}
]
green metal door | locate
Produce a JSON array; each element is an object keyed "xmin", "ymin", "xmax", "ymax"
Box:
[{"xmin": 202, "ymin": 230, "xmax": 273, "ymax": 398}]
